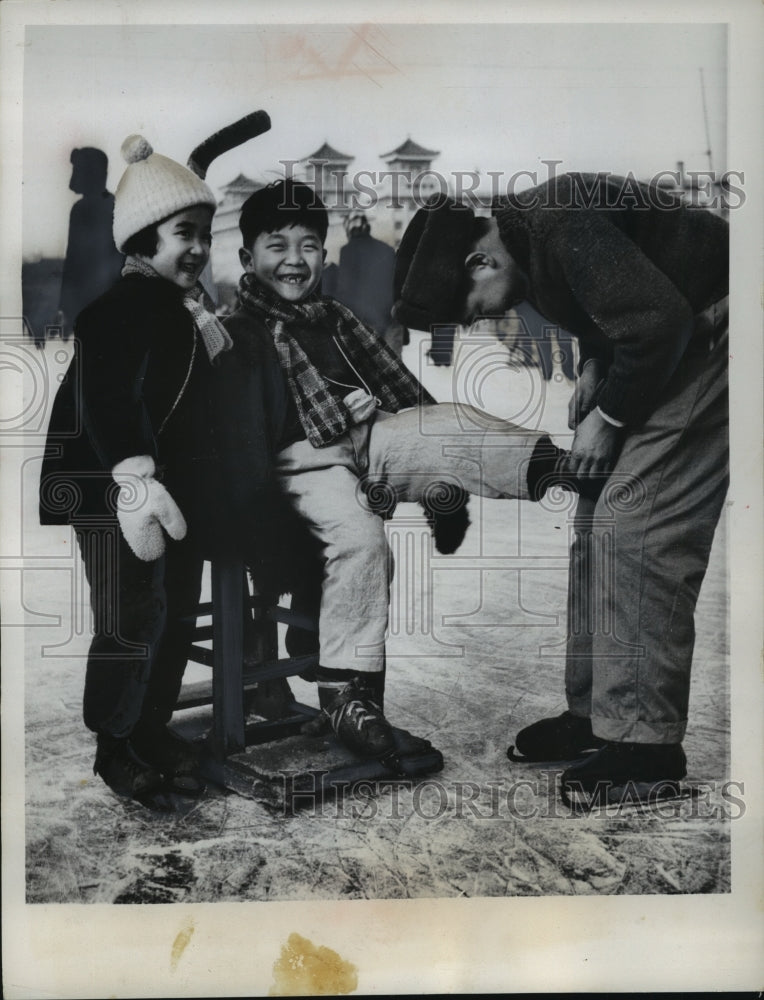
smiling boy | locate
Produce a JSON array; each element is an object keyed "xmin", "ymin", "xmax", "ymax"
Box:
[
  {"xmin": 246, "ymin": 218, "xmax": 324, "ymax": 303},
  {"xmin": 223, "ymin": 179, "xmax": 598, "ymax": 764},
  {"xmin": 393, "ymin": 174, "xmax": 729, "ymax": 803},
  {"xmin": 40, "ymin": 135, "xmax": 233, "ymax": 808}
]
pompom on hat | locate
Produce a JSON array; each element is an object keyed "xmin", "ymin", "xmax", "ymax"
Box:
[
  {"xmin": 113, "ymin": 134, "xmax": 217, "ymax": 252},
  {"xmin": 392, "ymin": 196, "xmax": 475, "ymax": 332}
]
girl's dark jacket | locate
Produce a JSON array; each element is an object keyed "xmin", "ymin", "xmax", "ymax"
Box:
[{"xmin": 38, "ymin": 273, "xmax": 294, "ymax": 576}]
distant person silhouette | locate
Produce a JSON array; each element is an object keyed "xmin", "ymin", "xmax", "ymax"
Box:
[
  {"xmin": 58, "ymin": 147, "xmax": 124, "ymax": 340},
  {"xmin": 513, "ymin": 301, "xmax": 576, "ymax": 382},
  {"xmin": 321, "ymin": 260, "xmax": 339, "ymax": 298},
  {"xmin": 428, "ymin": 324, "xmax": 457, "ymax": 366},
  {"xmin": 334, "ymin": 210, "xmax": 405, "ymax": 355}
]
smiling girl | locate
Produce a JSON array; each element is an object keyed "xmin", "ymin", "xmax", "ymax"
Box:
[{"xmin": 40, "ymin": 135, "xmax": 232, "ymax": 808}]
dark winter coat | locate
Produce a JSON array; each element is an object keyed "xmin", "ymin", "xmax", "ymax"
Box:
[
  {"xmin": 212, "ymin": 305, "xmax": 321, "ymax": 581},
  {"xmin": 41, "ymin": 275, "xmax": 202, "ymax": 520},
  {"xmin": 495, "ymin": 172, "xmax": 729, "ymax": 424},
  {"xmin": 39, "ymin": 274, "xmax": 275, "ymax": 562}
]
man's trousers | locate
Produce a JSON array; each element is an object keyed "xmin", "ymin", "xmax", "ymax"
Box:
[{"xmin": 565, "ymin": 300, "xmax": 729, "ymax": 743}]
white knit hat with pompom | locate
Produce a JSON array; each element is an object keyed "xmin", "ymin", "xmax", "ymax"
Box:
[{"xmin": 112, "ymin": 135, "xmax": 217, "ymax": 252}]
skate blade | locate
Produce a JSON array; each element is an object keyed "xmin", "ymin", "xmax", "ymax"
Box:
[
  {"xmin": 507, "ymin": 744, "xmax": 603, "ymax": 765},
  {"xmin": 560, "ymin": 779, "xmax": 690, "ymax": 813}
]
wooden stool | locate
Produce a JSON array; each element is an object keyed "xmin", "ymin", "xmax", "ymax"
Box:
[
  {"xmin": 175, "ymin": 555, "xmax": 320, "ymax": 755},
  {"xmin": 174, "ymin": 555, "xmax": 444, "ymax": 808}
]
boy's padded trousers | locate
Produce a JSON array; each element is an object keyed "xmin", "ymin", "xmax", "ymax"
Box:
[{"xmin": 276, "ymin": 402, "xmax": 543, "ymax": 673}]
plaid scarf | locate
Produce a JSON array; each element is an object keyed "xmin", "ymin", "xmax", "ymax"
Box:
[
  {"xmin": 122, "ymin": 256, "xmax": 233, "ymax": 362},
  {"xmin": 238, "ymin": 272, "xmax": 430, "ymax": 447}
]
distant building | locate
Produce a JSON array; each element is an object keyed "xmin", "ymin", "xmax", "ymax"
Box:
[
  {"xmin": 297, "ymin": 137, "xmax": 446, "ymax": 256},
  {"xmin": 301, "ymin": 141, "xmax": 354, "ymax": 209},
  {"xmin": 373, "ymin": 138, "xmax": 441, "ymax": 246},
  {"xmin": 210, "ymin": 172, "xmax": 269, "ymax": 293},
  {"xmin": 299, "ymin": 142, "xmax": 356, "ymax": 266}
]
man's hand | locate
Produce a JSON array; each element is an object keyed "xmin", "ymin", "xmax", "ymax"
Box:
[
  {"xmin": 568, "ymin": 408, "xmax": 623, "ymax": 478},
  {"xmin": 568, "ymin": 359, "xmax": 606, "ymax": 429}
]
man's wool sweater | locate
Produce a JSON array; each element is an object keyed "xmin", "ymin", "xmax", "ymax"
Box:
[{"xmin": 495, "ymin": 172, "xmax": 728, "ymax": 424}]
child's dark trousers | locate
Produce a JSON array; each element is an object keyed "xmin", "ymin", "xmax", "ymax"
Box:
[{"xmin": 75, "ymin": 525, "xmax": 204, "ymax": 739}]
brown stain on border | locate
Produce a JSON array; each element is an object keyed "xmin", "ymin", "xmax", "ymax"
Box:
[
  {"xmin": 170, "ymin": 918, "xmax": 195, "ymax": 972},
  {"xmin": 269, "ymin": 932, "xmax": 358, "ymax": 996}
]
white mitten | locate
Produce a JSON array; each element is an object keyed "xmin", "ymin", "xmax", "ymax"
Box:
[
  {"xmin": 343, "ymin": 388, "xmax": 378, "ymax": 425},
  {"xmin": 112, "ymin": 455, "xmax": 187, "ymax": 562}
]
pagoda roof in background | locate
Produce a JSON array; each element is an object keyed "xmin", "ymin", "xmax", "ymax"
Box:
[
  {"xmin": 302, "ymin": 142, "xmax": 354, "ymax": 164},
  {"xmin": 219, "ymin": 172, "xmax": 272, "ymax": 193},
  {"xmin": 380, "ymin": 138, "xmax": 440, "ymax": 161}
]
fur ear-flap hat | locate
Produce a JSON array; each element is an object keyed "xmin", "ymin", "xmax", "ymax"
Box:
[
  {"xmin": 392, "ymin": 197, "xmax": 475, "ymax": 332},
  {"xmin": 113, "ymin": 134, "xmax": 217, "ymax": 252}
]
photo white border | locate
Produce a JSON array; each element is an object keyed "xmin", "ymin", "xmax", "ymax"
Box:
[{"xmin": 1, "ymin": 0, "xmax": 761, "ymax": 995}]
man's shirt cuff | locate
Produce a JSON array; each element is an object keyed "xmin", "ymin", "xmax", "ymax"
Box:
[{"xmin": 596, "ymin": 405, "xmax": 626, "ymax": 428}]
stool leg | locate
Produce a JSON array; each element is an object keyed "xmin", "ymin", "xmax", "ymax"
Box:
[
  {"xmin": 244, "ymin": 575, "xmax": 296, "ymax": 720},
  {"xmin": 211, "ymin": 558, "xmax": 246, "ymax": 758}
]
